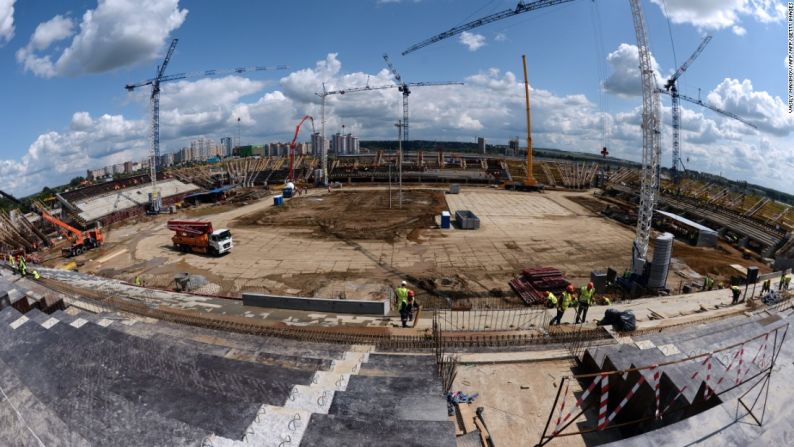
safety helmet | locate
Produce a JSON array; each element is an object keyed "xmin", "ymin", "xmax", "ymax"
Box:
[
  {"xmin": 566, "ymin": 284, "xmax": 575, "ymax": 292},
  {"xmin": 408, "ymin": 290, "xmax": 415, "ymax": 297},
  {"xmin": 587, "ymin": 282, "xmax": 594, "ymax": 289},
  {"xmin": 544, "ymin": 291, "xmax": 550, "ymax": 296},
  {"xmin": 401, "ymin": 280, "xmax": 407, "ymax": 286}
]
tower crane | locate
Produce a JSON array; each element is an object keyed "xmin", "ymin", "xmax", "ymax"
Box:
[
  {"xmin": 383, "ymin": 53, "xmax": 459, "ymax": 143},
  {"xmin": 661, "ymin": 35, "xmax": 712, "ymax": 179},
  {"xmin": 658, "ymin": 88, "xmax": 758, "ymax": 173},
  {"xmin": 124, "ymin": 38, "xmax": 287, "ymax": 212},
  {"xmin": 402, "ymin": 0, "xmax": 662, "ymax": 273},
  {"xmin": 314, "ymin": 80, "xmax": 462, "ymax": 185}
]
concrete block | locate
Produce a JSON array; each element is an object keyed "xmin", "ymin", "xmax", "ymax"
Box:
[{"xmin": 242, "ymin": 293, "xmax": 390, "ymax": 315}]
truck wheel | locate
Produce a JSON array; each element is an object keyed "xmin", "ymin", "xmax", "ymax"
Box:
[{"xmin": 208, "ymin": 247, "xmax": 217, "ymax": 256}]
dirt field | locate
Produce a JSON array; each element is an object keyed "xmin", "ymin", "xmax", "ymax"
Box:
[
  {"xmin": 672, "ymin": 240, "xmax": 771, "ymax": 281},
  {"xmin": 234, "ymin": 190, "xmax": 447, "ymax": 242},
  {"xmin": 62, "ymin": 187, "xmax": 639, "ymax": 303}
]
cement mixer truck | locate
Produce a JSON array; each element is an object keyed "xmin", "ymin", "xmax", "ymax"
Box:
[{"xmin": 167, "ymin": 220, "xmax": 233, "ymax": 256}]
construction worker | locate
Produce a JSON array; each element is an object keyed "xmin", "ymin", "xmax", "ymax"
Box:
[
  {"xmin": 544, "ymin": 290, "xmax": 558, "ymax": 308},
  {"xmin": 394, "ymin": 281, "xmax": 408, "ymax": 310},
  {"xmin": 7, "ymin": 254, "xmax": 16, "ymax": 269},
  {"xmin": 784, "ymin": 274, "xmax": 792, "ymax": 290},
  {"xmin": 550, "ymin": 286, "xmax": 573, "ymax": 325},
  {"xmin": 134, "ymin": 275, "xmax": 143, "ymax": 287},
  {"xmin": 575, "ymin": 282, "xmax": 595, "ymax": 324},
  {"xmin": 761, "ymin": 278, "xmax": 771, "ymax": 294},
  {"xmin": 703, "ymin": 276, "xmax": 714, "ymax": 291},
  {"xmin": 730, "ymin": 285, "xmax": 742, "ymax": 304},
  {"xmin": 18, "ymin": 256, "xmax": 27, "ymax": 277},
  {"xmin": 32, "ymin": 270, "xmax": 41, "ymax": 280},
  {"xmin": 400, "ymin": 290, "xmax": 419, "ymax": 327},
  {"xmin": 779, "ymin": 272, "xmax": 787, "ymax": 291}
]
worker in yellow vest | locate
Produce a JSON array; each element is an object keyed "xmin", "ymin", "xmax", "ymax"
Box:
[
  {"xmin": 761, "ymin": 278, "xmax": 771, "ymax": 294},
  {"xmin": 134, "ymin": 276, "xmax": 143, "ymax": 287},
  {"xmin": 730, "ymin": 285, "xmax": 742, "ymax": 304},
  {"xmin": 18, "ymin": 257, "xmax": 27, "ymax": 277},
  {"xmin": 7, "ymin": 254, "xmax": 16, "ymax": 269},
  {"xmin": 575, "ymin": 282, "xmax": 595, "ymax": 324},
  {"xmin": 394, "ymin": 281, "xmax": 408, "ymax": 310},
  {"xmin": 32, "ymin": 270, "xmax": 41, "ymax": 280},
  {"xmin": 550, "ymin": 285, "xmax": 573, "ymax": 325},
  {"xmin": 785, "ymin": 275, "xmax": 792, "ymax": 290},
  {"xmin": 544, "ymin": 290, "xmax": 558, "ymax": 308}
]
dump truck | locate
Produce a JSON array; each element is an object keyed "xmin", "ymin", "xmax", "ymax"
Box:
[{"xmin": 167, "ymin": 220, "xmax": 233, "ymax": 255}]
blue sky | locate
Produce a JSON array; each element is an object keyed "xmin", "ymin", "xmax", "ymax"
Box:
[{"xmin": 0, "ymin": 0, "xmax": 791, "ymax": 196}]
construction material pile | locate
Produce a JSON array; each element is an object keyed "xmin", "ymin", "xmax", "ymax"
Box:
[{"xmin": 509, "ymin": 267, "xmax": 570, "ymax": 305}]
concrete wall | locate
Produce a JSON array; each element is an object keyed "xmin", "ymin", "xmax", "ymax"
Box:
[{"xmin": 242, "ymin": 292, "xmax": 390, "ymax": 315}]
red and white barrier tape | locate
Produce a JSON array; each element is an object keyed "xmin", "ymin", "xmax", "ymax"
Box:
[
  {"xmin": 597, "ymin": 374, "xmax": 609, "ymax": 430},
  {"xmin": 598, "ymin": 369, "xmax": 652, "ymax": 430},
  {"xmin": 552, "ymin": 373, "xmax": 604, "ymax": 435}
]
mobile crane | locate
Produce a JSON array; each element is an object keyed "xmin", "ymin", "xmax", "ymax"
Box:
[{"xmin": 36, "ymin": 206, "xmax": 104, "ymax": 257}]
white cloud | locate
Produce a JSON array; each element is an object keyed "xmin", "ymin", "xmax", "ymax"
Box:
[
  {"xmin": 705, "ymin": 78, "xmax": 794, "ymax": 136},
  {"xmin": 0, "ymin": 0, "xmax": 15, "ymax": 44},
  {"xmin": 494, "ymin": 32, "xmax": 507, "ymax": 42},
  {"xmin": 603, "ymin": 43, "xmax": 664, "ymax": 97},
  {"xmin": 731, "ymin": 25, "xmax": 747, "ymax": 35},
  {"xmin": 650, "ymin": 0, "xmax": 786, "ymax": 31},
  {"xmin": 2, "ymin": 54, "xmax": 791, "ymax": 196},
  {"xmin": 16, "ymin": 15, "xmax": 76, "ymax": 77},
  {"xmin": 17, "ymin": 0, "xmax": 187, "ymax": 78},
  {"xmin": 459, "ymin": 31, "xmax": 486, "ymax": 52}
]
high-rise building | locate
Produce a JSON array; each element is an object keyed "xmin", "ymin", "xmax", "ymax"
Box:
[
  {"xmin": 330, "ymin": 133, "xmax": 360, "ymax": 155},
  {"xmin": 477, "ymin": 137, "xmax": 486, "ymax": 154},
  {"xmin": 311, "ymin": 132, "xmax": 327, "ymax": 156},
  {"xmin": 190, "ymin": 137, "xmax": 213, "ymax": 161},
  {"xmin": 508, "ymin": 137, "xmax": 520, "ymax": 156},
  {"xmin": 220, "ymin": 137, "xmax": 233, "ymax": 157}
]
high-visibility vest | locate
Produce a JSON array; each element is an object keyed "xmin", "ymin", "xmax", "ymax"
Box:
[
  {"xmin": 731, "ymin": 286, "xmax": 741, "ymax": 296},
  {"xmin": 579, "ymin": 287, "xmax": 594, "ymax": 305},
  {"xmin": 32, "ymin": 271, "xmax": 40, "ymax": 280},
  {"xmin": 8, "ymin": 255, "xmax": 15, "ymax": 266},
  {"xmin": 560, "ymin": 291, "xmax": 573, "ymax": 311},
  {"xmin": 396, "ymin": 287, "xmax": 409, "ymax": 305},
  {"xmin": 546, "ymin": 292, "xmax": 558, "ymax": 306}
]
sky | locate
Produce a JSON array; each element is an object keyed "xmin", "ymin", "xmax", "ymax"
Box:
[{"xmin": 0, "ymin": 0, "xmax": 791, "ymax": 196}]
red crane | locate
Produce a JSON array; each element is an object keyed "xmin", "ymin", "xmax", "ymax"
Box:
[{"xmin": 288, "ymin": 115, "xmax": 315, "ymax": 182}]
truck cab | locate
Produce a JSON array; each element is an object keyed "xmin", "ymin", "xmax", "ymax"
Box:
[{"xmin": 209, "ymin": 229, "xmax": 233, "ymax": 255}]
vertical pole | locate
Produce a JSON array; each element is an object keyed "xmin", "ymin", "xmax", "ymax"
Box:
[
  {"xmin": 522, "ymin": 55, "xmax": 535, "ymax": 186},
  {"xmin": 388, "ymin": 161, "xmax": 392, "ymax": 209},
  {"xmin": 397, "ymin": 120, "xmax": 403, "ymax": 208},
  {"xmin": 321, "ymin": 93, "xmax": 328, "ymax": 186}
]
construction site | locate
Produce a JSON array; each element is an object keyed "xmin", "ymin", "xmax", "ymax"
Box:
[{"xmin": 1, "ymin": 1, "xmax": 793, "ymax": 446}]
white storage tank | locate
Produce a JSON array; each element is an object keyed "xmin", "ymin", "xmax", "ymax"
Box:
[{"xmin": 648, "ymin": 232, "xmax": 674, "ymax": 289}]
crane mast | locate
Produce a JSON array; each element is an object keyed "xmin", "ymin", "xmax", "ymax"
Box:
[
  {"xmin": 315, "ymin": 80, "xmax": 462, "ymax": 185},
  {"xmin": 382, "ymin": 54, "xmax": 412, "ymax": 141},
  {"xmin": 628, "ymin": 0, "xmax": 662, "ymax": 273},
  {"xmin": 125, "ymin": 39, "xmax": 287, "ymax": 211},
  {"xmin": 401, "ymin": 0, "xmax": 662, "ymax": 273},
  {"xmin": 662, "ymin": 35, "xmax": 712, "ymax": 177}
]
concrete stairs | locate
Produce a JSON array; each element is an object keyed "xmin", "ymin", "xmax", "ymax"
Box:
[
  {"xmin": 0, "ymin": 278, "xmax": 455, "ymax": 447},
  {"xmin": 580, "ymin": 312, "xmax": 787, "ymax": 439}
]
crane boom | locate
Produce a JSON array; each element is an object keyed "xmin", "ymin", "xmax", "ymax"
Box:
[
  {"xmin": 402, "ymin": 0, "xmax": 575, "ymax": 55},
  {"xmin": 674, "ymin": 91, "xmax": 758, "ymax": 129},
  {"xmin": 664, "ymin": 35, "xmax": 712, "ymax": 89},
  {"xmin": 383, "ymin": 53, "xmax": 412, "ymax": 141},
  {"xmin": 125, "ymin": 65, "xmax": 290, "ymax": 90}
]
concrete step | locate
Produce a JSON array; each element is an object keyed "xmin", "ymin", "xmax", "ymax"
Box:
[
  {"xmin": 299, "ymin": 414, "xmax": 457, "ymax": 447},
  {"xmin": 0, "ymin": 357, "xmax": 91, "ymax": 446},
  {"xmin": 328, "ymin": 391, "xmax": 449, "ymax": 422}
]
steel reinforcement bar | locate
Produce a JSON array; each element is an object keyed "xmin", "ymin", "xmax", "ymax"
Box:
[{"xmin": 39, "ymin": 277, "xmax": 792, "ymax": 350}]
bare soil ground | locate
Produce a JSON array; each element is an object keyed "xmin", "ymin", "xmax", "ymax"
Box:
[
  {"xmin": 672, "ymin": 240, "xmax": 771, "ymax": 281},
  {"xmin": 233, "ymin": 190, "xmax": 447, "ymax": 242}
]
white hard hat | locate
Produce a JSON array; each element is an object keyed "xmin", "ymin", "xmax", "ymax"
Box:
[{"xmin": 401, "ymin": 280, "xmax": 407, "ymax": 286}]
